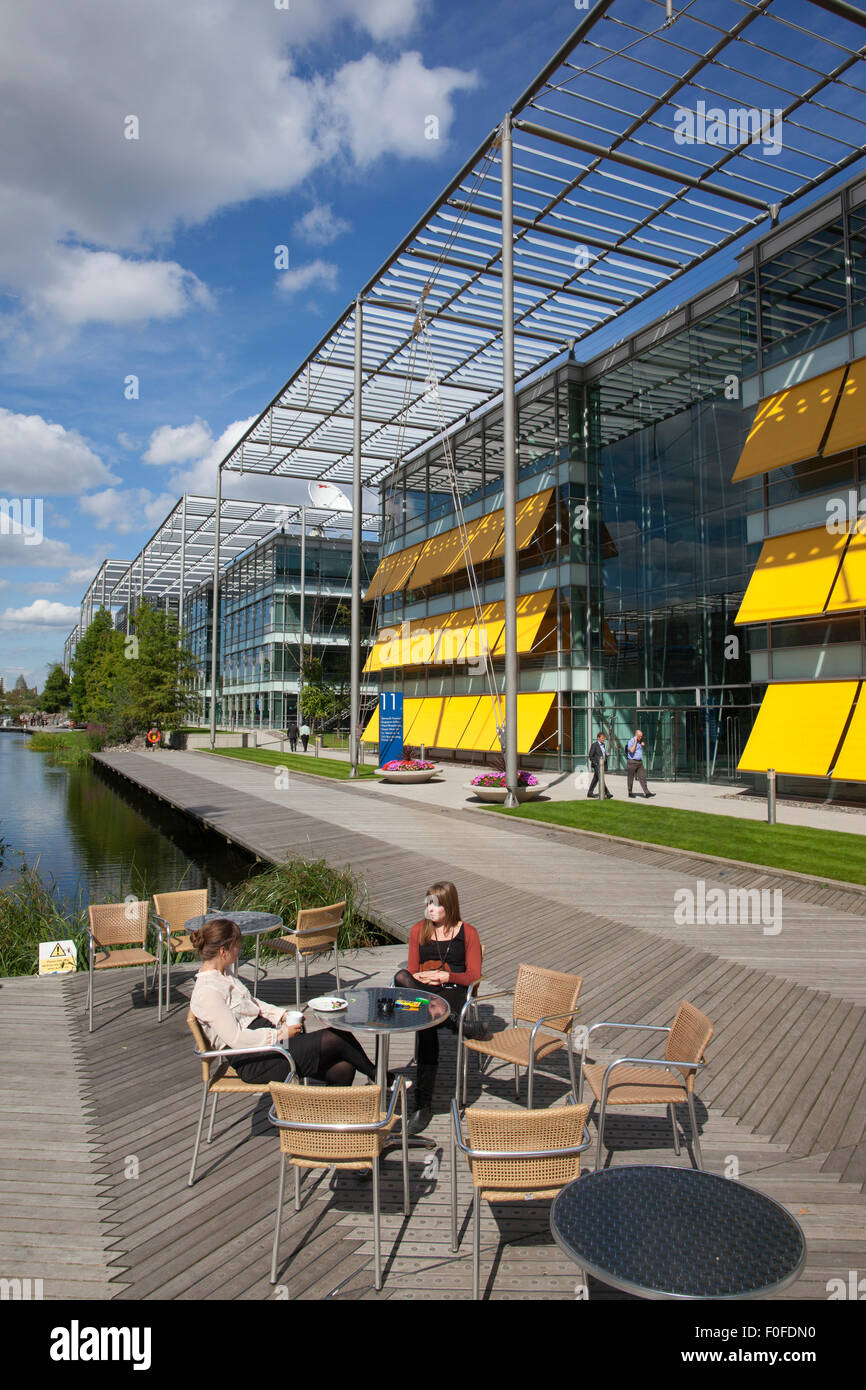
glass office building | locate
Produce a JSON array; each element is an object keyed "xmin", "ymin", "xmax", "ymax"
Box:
[
  {"xmin": 362, "ymin": 175, "xmax": 866, "ymax": 795},
  {"xmin": 185, "ymin": 532, "xmax": 378, "ymax": 730}
]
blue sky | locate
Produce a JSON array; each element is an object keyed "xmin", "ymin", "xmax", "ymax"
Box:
[{"xmin": 0, "ymin": 0, "xmax": 587, "ymax": 688}]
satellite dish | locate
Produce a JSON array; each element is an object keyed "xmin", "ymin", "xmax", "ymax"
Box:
[{"xmin": 308, "ymin": 481, "xmax": 351, "ymax": 512}]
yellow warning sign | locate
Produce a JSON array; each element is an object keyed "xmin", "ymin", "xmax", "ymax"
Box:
[{"xmin": 38, "ymin": 940, "xmax": 77, "ymax": 975}]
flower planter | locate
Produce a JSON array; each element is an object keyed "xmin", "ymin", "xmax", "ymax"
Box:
[
  {"xmin": 377, "ymin": 766, "xmax": 441, "ymax": 784},
  {"xmin": 467, "ymin": 782, "xmax": 544, "ymax": 803}
]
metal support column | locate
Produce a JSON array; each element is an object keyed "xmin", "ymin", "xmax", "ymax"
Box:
[
  {"xmin": 209, "ymin": 468, "xmax": 222, "ymax": 749},
  {"xmin": 350, "ymin": 295, "xmax": 363, "ymax": 778},
  {"xmin": 178, "ymin": 493, "xmax": 187, "ymax": 641},
  {"xmin": 298, "ymin": 505, "xmax": 306, "ymax": 724},
  {"xmin": 501, "ymin": 112, "xmax": 519, "ymax": 807}
]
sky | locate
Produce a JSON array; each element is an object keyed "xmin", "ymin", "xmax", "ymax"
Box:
[
  {"xmin": 0, "ymin": 0, "xmax": 594, "ymax": 689},
  {"xmin": 0, "ymin": 0, "xmax": 862, "ymax": 690}
]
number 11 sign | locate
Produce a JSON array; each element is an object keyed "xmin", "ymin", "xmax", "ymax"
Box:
[{"xmin": 379, "ymin": 693, "xmax": 403, "ymax": 766}]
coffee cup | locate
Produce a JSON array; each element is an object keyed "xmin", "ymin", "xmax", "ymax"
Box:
[{"xmin": 284, "ymin": 1010, "xmax": 304, "ymax": 1028}]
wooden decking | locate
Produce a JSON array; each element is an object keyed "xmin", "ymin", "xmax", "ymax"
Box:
[{"xmin": 2, "ymin": 746, "xmax": 865, "ymax": 1300}]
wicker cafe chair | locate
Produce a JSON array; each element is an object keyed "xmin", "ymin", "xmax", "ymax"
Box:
[
  {"xmin": 268, "ymin": 1077, "xmax": 410, "ymax": 1290},
  {"xmin": 86, "ymin": 900, "xmax": 160, "ymax": 1032},
  {"xmin": 152, "ymin": 888, "xmax": 208, "ymax": 1021},
  {"xmin": 268, "ymin": 900, "xmax": 345, "ymax": 1008},
  {"xmin": 450, "ymin": 1098, "xmax": 591, "ymax": 1300},
  {"xmin": 186, "ymin": 1011, "xmax": 297, "ymax": 1187},
  {"xmin": 579, "ymin": 1000, "xmax": 714, "ymax": 1172},
  {"xmin": 457, "ymin": 963, "xmax": 583, "ymax": 1108}
]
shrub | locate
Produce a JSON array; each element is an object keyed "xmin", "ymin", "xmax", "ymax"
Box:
[{"xmin": 227, "ymin": 857, "xmax": 392, "ymax": 952}]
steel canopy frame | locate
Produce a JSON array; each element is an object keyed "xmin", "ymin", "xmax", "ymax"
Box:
[{"xmin": 212, "ymin": 0, "xmax": 866, "ymax": 786}]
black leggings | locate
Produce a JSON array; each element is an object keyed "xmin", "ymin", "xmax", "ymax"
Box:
[
  {"xmin": 231, "ymin": 1018, "xmax": 376, "ymax": 1086},
  {"xmin": 393, "ymin": 971, "xmax": 468, "ymax": 1065}
]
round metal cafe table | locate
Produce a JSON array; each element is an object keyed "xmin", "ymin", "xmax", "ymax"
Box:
[
  {"xmin": 308, "ymin": 987, "xmax": 449, "ymax": 1147},
  {"xmin": 550, "ymin": 1166, "xmax": 806, "ymax": 1300},
  {"xmin": 185, "ymin": 911, "xmax": 282, "ymax": 992}
]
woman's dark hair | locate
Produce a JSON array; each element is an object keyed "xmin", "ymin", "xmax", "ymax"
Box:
[
  {"xmin": 420, "ymin": 881, "xmax": 461, "ymax": 945},
  {"xmin": 189, "ymin": 917, "xmax": 242, "ymax": 961}
]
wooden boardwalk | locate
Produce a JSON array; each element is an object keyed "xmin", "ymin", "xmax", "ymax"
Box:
[{"xmin": 2, "ymin": 747, "xmax": 865, "ymax": 1300}]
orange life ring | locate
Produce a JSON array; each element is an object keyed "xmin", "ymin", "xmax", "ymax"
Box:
[{"xmin": 147, "ymin": 729, "xmax": 161, "ymax": 744}]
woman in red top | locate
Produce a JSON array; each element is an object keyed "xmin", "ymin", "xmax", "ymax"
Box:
[{"xmin": 394, "ymin": 880, "xmax": 485, "ymax": 1135}]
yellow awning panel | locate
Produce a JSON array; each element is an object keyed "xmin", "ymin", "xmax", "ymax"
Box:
[
  {"xmin": 409, "ymin": 528, "xmax": 471, "ymax": 591},
  {"xmin": 402, "ymin": 698, "xmax": 446, "ymax": 747},
  {"xmin": 827, "ymin": 526, "xmax": 866, "ymax": 612},
  {"xmin": 735, "ymin": 526, "xmax": 849, "ymax": 625},
  {"xmin": 489, "ymin": 590, "xmax": 555, "ymax": 655},
  {"xmin": 823, "ymin": 357, "xmax": 866, "ymax": 457},
  {"xmin": 831, "ymin": 684, "xmax": 866, "ymax": 781},
  {"xmin": 362, "ymin": 692, "xmax": 555, "ymax": 754},
  {"xmin": 738, "ymin": 681, "xmax": 858, "ymax": 776},
  {"xmin": 363, "ymin": 540, "xmax": 426, "ymax": 601},
  {"xmin": 458, "ymin": 696, "xmax": 501, "ymax": 752},
  {"xmin": 515, "ymin": 692, "xmax": 556, "ymax": 753},
  {"xmin": 361, "ymin": 706, "xmax": 379, "ymax": 742},
  {"xmin": 490, "ymin": 488, "xmax": 554, "ymax": 558},
  {"xmin": 732, "ymin": 366, "xmax": 847, "ymax": 482},
  {"xmin": 461, "ymin": 510, "xmax": 506, "ymax": 568},
  {"xmin": 427, "ymin": 696, "xmax": 480, "ymax": 750}
]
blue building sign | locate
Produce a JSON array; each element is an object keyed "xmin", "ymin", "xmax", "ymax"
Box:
[{"xmin": 379, "ymin": 692, "xmax": 404, "ymax": 766}]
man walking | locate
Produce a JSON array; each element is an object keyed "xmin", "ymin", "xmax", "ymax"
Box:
[
  {"xmin": 626, "ymin": 728, "xmax": 656, "ymax": 798},
  {"xmin": 286, "ymin": 721, "xmax": 299, "ymax": 753},
  {"xmin": 299, "ymin": 722, "xmax": 311, "ymax": 753},
  {"xmin": 587, "ymin": 731, "xmax": 613, "ymax": 799}
]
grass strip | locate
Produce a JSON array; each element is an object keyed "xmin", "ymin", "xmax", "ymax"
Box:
[
  {"xmin": 198, "ymin": 746, "xmax": 378, "ymax": 780},
  {"xmin": 487, "ymin": 799, "xmax": 866, "ymax": 886}
]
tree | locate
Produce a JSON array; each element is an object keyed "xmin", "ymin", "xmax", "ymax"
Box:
[
  {"xmin": 40, "ymin": 664, "xmax": 71, "ymax": 713},
  {"xmin": 126, "ymin": 602, "xmax": 196, "ymax": 730},
  {"xmin": 69, "ymin": 609, "xmax": 115, "ymax": 721},
  {"xmin": 299, "ymin": 655, "xmax": 337, "ymax": 732}
]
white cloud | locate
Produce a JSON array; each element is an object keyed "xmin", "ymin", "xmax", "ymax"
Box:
[
  {"xmin": 34, "ymin": 249, "xmax": 212, "ymax": 327},
  {"xmin": 1, "ymin": 600, "xmax": 81, "ymax": 627},
  {"xmin": 144, "ymin": 419, "xmax": 214, "ymax": 466},
  {"xmin": 321, "ymin": 51, "xmax": 479, "ymax": 165},
  {"xmin": 293, "ymin": 204, "xmax": 351, "ymax": 246},
  {"xmin": 276, "ymin": 259, "xmax": 339, "ymax": 298},
  {"xmin": 0, "ymin": 408, "xmax": 116, "ymax": 495},
  {"xmin": 0, "ymin": 1, "xmax": 473, "ymax": 330},
  {"xmin": 165, "ymin": 417, "xmax": 257, "ymax": 494},
  {"xmin": 117, "ymin": 432, "xmax": 139, "ymax": 450},
  {"xmin": 28, "ymin": 581, "xmax": 63, "ymax": 594},
  {"xmin": 79, "ymin": 488, "xmax": 175, "ymax": 533}
]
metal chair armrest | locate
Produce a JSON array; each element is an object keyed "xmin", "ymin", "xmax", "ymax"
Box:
[
  {"xmin": 193, "ymin": 1042, "xmax": 297, "ymax": 1081},
  {"xmin": 585, "ymin": 1021, "xmax": 671, "ymax": 1042},
  {"xmin": 285, "ymin": 920, "xmax": 344, "ymax": 940},
  {"xmin": 600, "ymin": 1055, "xmax": 706, "ymax": 1087},
  {"xmin": 528, "ymin": 1008, "xmax": 582, "ymax": 1049},
  {"xmin": 470, "ymin": 989, "xmax": 514, "ymax": 1003},
  {"xmin": 268, "ymin": 1076, "xmax": 405, "ymax": 1133}
]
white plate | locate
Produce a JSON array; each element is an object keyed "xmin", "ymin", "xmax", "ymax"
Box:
[{"xmin": 308, "ymin": 996, "xmax": 347, "ymax": 1012}]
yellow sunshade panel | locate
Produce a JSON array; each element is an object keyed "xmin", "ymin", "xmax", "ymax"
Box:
[
  {"xmin": 490, "ymin": 488, "xmax": 554, "ymax": 558},
  {"xmin": 363, "ymin": 643, "xmax": 383, "ymax": 674},
  {"xmin": 425, "ymin": 696, "xmax": 479, "ymax": 749},
  {"xmin": 400, "ymin": 699, "xmax": 426, "ymax": 742},
  {"xmin": 827, "ymin": 526, "xmax": 866, "ymax": 612},
  {"xmin": 361, "ymin": 706, "xmax": 379, "ymax": 742},
  {"xmin": 408, "ymin": 528, "xmax": 468, "ymax": 591},
  {"xmin": 731, "ymin": 366, "xmax": 847, "ymax": 482},
  {"xmin": 735, "ymin": 526, "xmax": 849, "ymax": 624},
  {"xmin": 824, "ymin": 358, "xmax": 866, "ymax": 457},
  {"xmin": 403, "ymin": 698, "xmax": 446, "ymax": 748},
  {"xmin": 516, "ymin": 692, "xmax": 556, "ymax": 754},
  {"xmin": 488, "ymin": 590, "xmax": 555, "ymax": 655},
  {"xmin": 831, "ymin": 685, "xmax": 866, "ymax": 781},
  {"xmin": 459, "ymin": 696, "xmax": 501, "ymax": 752},
  {"xmin": 364, "ymin": 540, "xmax": 426, "ymax": 600},
  {"xmin": 738, "ymin": 681, "xmax": 858, "ymax": 776},
  {"xmin": 461, "ymin": 509, "xmax": 506, "ymax": 567}
]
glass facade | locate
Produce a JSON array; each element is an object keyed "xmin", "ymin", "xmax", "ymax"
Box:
[{"xmin": 185, "ymin": 534, "xmax": 378, "ymax": 729}]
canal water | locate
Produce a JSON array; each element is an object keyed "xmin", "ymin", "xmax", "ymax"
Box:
[{"xmin": 0, "ymin": 732, "xmax": 255, "ymax": 908}]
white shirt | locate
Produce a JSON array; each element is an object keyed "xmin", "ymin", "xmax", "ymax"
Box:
[{"xmin": 190, "ymin": 969, "xmax": 285, "ymax": 1051}]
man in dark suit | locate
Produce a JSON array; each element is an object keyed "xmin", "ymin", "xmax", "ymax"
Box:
[{"xmin": 587, "ymin": 731, "xmax": 613, "ymax": 798}]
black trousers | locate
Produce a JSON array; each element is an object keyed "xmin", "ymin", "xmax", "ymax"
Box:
[
  {"xmin": 230, "ymin": 1017, "xmax": 371, "ymax": 1085},
  {"xmin": 587, "ymin": 762, "xmax": 610, "ymax": 796},
  {"xmin": 394, "ymin": 973, "xmax": 468, "ymax": 1065}
]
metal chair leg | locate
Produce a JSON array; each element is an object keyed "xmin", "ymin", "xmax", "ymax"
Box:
[
  {"xmin": 450, "ymin": 1122, "xmax": 459, "ymax": 1253},
  {"xmin": 514, "ymin": 1065, "xmax": 520, "ymax": 1100},
  {"xmin": 188, "ymin": 1083, "xmax": 209, "ymax": 1186},
  {"xmin": 294, "ymin": 1164, "xmax": 301, "ymax": 1212},
  {"xmin": 295, "ymin": 954, "xmax": 300, "ymax": 1010},
  {"xmin": 270, "ymin": 1154, "xmax": 287, "ymax": 1284},
  {"xmin": 595, "ymin": 1087, "xmax": 608, "ymax": 1171},
  {"xmin": 567, "ymin": 1039, "xmax": 578, "ymax": 1103},
  {"xmin": 527, "ymin": 1056, "xmax": 534, "ymax": 1110},
  {"xmin": 334, "ymin": 950, "xmax": 341, "ymax": 993},
  {"xmin": 472, "ymin": 1189, "xmax": 481, "ymax": 1301},
  {"xmin": 87, "ymin": 960, "xmax": 94, "ymax": 1033},
  {"xmin": 669, "ymin": 1103, "xmax": 681, "ymax": 1156},
  {"xmin": 372, "ymin": 1154, "xmax": 382, "ymax": 1291},
  {"xmin": 207, "ymin": 1093, "xmax": 219, "ymax": 1142},
  {"xmin": 401, "ymin": 1101, "xmax": 410, "ymax": 1217},
  {"xmin": 687, "ymin": 1091, "xmax": 704, "ymax": 1169}
]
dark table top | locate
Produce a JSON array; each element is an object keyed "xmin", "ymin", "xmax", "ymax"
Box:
[
  {"xmin": 184, "ymin": 911, "xmax": 282, "ymax": 937},
  {"xmin": 309, "ymin": 986, "xmax": 450, "ymax": 1036},
  {"xmin": 550, "ymin": 1165, "xmax": 806, "ymax": 1300}
]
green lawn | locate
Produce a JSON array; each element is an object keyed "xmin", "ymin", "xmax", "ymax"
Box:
[
  {"xmin": 487, "ymin": 799, "xmax": 866, "ymax": 886},
  {"xmin": 198, "ymin": 747, "xmax": 378, "ymax": 780}
]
